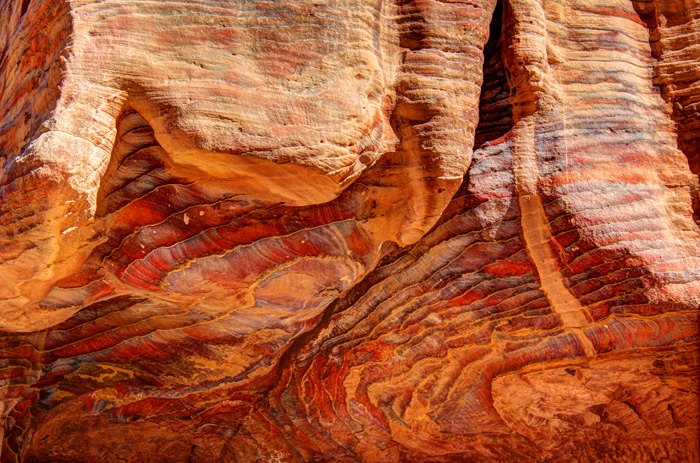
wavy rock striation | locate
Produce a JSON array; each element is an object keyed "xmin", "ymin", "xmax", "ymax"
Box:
[{"xmin": 0, "ymin": 0, "xmax": 698, "ymax": 462}]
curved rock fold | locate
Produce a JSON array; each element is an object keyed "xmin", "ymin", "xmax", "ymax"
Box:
[{"xmin": 0, "ymin": 0, "xmax": 698, "ymax": 462}]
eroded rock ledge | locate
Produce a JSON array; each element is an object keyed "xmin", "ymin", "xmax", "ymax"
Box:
[{"xmin": 0, "ymin": 0, "xmax": 698, "ymax": 462}]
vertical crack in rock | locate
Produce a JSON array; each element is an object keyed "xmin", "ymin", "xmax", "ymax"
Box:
[
  {"xmin": 385, "ymin": 0, "xmax": 497, "ymax": 245},
  {"xmin": 473, "ymin": 0, "xmax": 513, "ymax": 149}
]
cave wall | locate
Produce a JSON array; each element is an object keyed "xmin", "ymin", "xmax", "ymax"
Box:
[{"xmin": 0, "ymin": 0, "xmax": 698, "ymax": 462}]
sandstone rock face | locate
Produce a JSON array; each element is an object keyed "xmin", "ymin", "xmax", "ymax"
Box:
[{"xmin": 0, "ymin": 0, "xmax": 698, "ymax": 462}]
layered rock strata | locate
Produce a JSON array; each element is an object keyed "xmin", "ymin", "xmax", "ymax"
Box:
[{"xmin": 0, "ymin": 0, "xmax": 698, "ymax": 462}]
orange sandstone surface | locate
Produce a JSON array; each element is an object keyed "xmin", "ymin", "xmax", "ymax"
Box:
[{"xmin": 0, "ymin": 0, "xmax": 698, "ymax": 462}]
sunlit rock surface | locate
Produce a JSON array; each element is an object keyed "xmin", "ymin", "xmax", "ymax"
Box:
[{"xmin": 0, "ymin": 0, "xmax": 698, "ymax": 462}]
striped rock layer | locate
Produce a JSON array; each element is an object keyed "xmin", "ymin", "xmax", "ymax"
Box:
[{"xmin": 0, "ymin": 0, "xmax": 699, "ymax": 462}]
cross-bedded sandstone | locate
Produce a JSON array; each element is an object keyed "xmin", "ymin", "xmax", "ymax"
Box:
[{"xmin": 0, "ymin": 0, "xmax": 698, "ymax": 462}]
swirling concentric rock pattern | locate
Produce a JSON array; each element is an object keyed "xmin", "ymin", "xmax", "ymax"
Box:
[{"xmin": 0, "ymin": 0, "xmax": 698, "ymax": 461}]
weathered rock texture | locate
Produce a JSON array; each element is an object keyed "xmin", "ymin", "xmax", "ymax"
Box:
[{"xmin": 0, "ymin": 0, "xmax": 699, "ymax": 462}]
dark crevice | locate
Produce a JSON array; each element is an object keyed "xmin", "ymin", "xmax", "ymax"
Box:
[
  {"xmin": 473, "ymin": 0, "xmax": 513, "ymax": 150},
  {"xmin": 448, "ymin": 0, "xmax": 510, "ymax": 204},
  {"xmin": 20, "ymin": 0, "xmax": 31, "ymax": 17}
]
